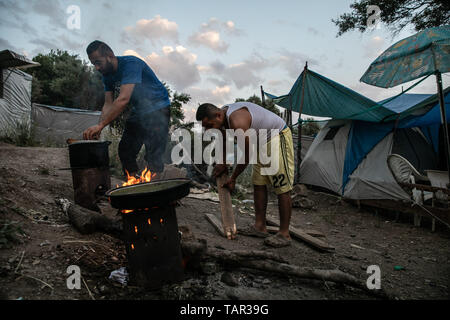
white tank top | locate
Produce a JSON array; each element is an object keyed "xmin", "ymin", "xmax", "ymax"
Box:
[{"xmin": 223, "ymin": 102, "xmax": 286, "ymax": 141}]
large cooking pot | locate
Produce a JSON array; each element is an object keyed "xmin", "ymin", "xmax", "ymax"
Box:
[
  {"xmin": 68, "ymin": 140, "xmax": 111, "ymax": 169},
  {"xmin": 106, "ymin": 178, "xmax": 191, "ymax": 210}
]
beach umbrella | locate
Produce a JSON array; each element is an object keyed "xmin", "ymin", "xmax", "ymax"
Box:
[{"xmin": 360, "ymin": 25, "xmax": 450, "ymax": 184}]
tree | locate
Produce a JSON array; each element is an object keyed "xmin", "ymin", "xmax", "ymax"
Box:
[
  {"xmin": 29, "ymin": 50, "xmax": 191, "ymax": 134},
  {"xmin": 235, "ymin": 94, "xmax": 281, "ymax": 117},
  {"xmin": 165, "ymin": 85, "xmax": 194, "ymax": 130},
  {"xmin": 300, "ymin": 118, "xmax": 320, "ymax": 136},
  {"xmin": 332, "ymin": 0, "xmax": 450, "ymax": 37},
  {"xmin": 29, "ymin": 50, "xmax": 104, "ymax": 109}
]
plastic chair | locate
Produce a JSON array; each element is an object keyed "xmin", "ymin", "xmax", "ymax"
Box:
[{"xmin": 387, "ymin": 154, "xmax": 432, "ymax": 204}]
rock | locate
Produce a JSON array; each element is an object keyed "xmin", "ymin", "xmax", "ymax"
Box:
[
  {"xmin": 292, "ymin": 184, "xmax": 308, "ymax": 197},
  {"xmin": 292, "ymin": 196, "xmax": 316, "ymax": 210},
  {"xmin": 158, "ymin": 164, "xmax": 187, "ymax": 180},
  {"xmin": 221, "ymin": 272, "xmax": 239, "ymax": 287},
  {"xmin": 201, "ymin": 262, "xmax": 217, "ymax": 275}
]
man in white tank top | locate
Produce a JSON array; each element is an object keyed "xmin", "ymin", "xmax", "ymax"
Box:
[{"xmin": 196, "ymin": 102, "xmax": 294, "ymax": 247}]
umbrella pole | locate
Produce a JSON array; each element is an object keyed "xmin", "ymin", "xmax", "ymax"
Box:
[{"xmin": 436, "ymin": 72, "xmax": 450, "ymax": 186}]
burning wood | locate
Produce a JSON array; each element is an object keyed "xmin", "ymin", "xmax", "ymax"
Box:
[{"xmin": 120, "ymin": 167, "xmax": 156, "ymax": 187}]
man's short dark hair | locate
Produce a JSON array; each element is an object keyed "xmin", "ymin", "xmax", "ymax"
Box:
[
  {"xmin": 86, "ymin": 40, "xmax": 114, "ymax": 57},
  {"xmin": 196, "ymin": 103, "xmax": 221, "ymax": 121}
]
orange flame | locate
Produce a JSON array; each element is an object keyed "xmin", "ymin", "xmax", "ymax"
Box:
[
  {"xmin": 122, "ymin": 167, "xmax": 156, "ymax": 187},
  {"xmin": 118, "ymin": 168, "xmax": 155, "ymax": 215}
]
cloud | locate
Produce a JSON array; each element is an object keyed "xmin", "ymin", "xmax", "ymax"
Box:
[
  {"xmin": 127, "ymin": 46, "xmax": 200, "ymax": 91},
  {"xmin": 187, "ymin": 17, "xmax": 243, "ymax": 53},
  {"xmin": 188, "ymin": 85, "xmax": 232, "ymax": 107},
  {"xmin": 223, "ymin": 20, "xmax": 244, "ymax": 36},
  {"xmin": 0, "ymin": 38, "xmax": 20, "ymax": 53},
  {"xmin": 277, "ymin": 49, "xmax": 320, "ymax": 78},
  {"xmin": 31, "ymin": 0, "xmax": 66, "ymax": 28},
  {"xmin": 188, "ymin": 30, "xmax": 229, "ymax": 53},
  {"xmin": 363, "ymin": 36, "xmax": 385, "ymax": 59},
  {"xmin": 200, "ymin": 54, "xmax": 271, "ymax": 90},
  {"xmin": 122, "ymin": 15, "xmax": 179, "ymax": 45},
  {"xmin": 307, "ymin": 27, "xmax": 322, "ymax": 36}
]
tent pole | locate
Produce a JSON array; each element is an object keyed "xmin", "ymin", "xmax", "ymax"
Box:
[
  {"xmin": 435, "ymin": 72, "xmax": 450, "ymax": 186},
  {"xmin": 260, "ymin": 85, "xmax": 266, "ymax": 107},
  {"xmin": 296, "ymin": 62, "xmax": 308, "ymax": 183}
]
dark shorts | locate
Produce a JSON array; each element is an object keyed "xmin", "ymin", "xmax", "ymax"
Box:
[{"xmin": 118, "ymin": 106, "xmax": 170, "ymax": 174}]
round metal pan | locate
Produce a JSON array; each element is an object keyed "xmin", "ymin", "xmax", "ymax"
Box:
[{"xmin": 106, "ymin": 178, "xmax": 191, "ymax": 210}]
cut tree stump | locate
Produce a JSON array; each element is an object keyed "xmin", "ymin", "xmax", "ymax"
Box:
[
  {"xmin": 216, "ymin": 174, "xmax": 237, "ymax": 239},
  {"xmin": 265, "ymin": 216, "xmax": 334, "ymax": 252}
]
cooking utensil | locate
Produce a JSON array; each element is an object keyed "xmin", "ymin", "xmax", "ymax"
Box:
[{"xmin": 106, "ymin": 178, "xmax": 191, "ymax": 210}]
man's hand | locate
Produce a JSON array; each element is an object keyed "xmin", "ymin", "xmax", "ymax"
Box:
[
  {"xmin": 83, "ymin": 124, "xmax": 103, "ymax": 140},
  {"xmin": 213, "ymin": 163, "xmax": 228, "ymax": 178},
  {"xmin": 222, "ymin": 177, "xmax": 236, "ymax": 193}
]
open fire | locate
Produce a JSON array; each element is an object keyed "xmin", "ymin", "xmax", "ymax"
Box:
[
  {"xmin": 117, "ymin": 167, "xmax": 156, "ymax": 214},
  {"xmin": 106, "ymin": 172, "xmax": 190, "ymax": 288}
]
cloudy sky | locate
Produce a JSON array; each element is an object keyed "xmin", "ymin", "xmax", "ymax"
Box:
[{"xmin": 1, "ymin": 0, "xmax": 448, "ymax": 123}]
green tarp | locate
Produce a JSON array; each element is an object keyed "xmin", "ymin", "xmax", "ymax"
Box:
[{"xmin": 265, "ymin": 68, "xmax": 447, "ymax": 122}]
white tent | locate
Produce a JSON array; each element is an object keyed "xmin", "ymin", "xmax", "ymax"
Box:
[
  {"xmin": 299, "ymin": 119, "xmax": 438, "ymax": 200},
  {"xmin": 31, "ymin": 103, "xmax": 103, "ymax": 146},
  {"xmin": 0, "ymin": 49, "xmax": 39, "ymax": 134}
]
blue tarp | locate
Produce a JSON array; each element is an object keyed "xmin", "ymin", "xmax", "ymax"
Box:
[{"xmin": 342, "ymin": 91, "xmax": 450, "ymax": 191}]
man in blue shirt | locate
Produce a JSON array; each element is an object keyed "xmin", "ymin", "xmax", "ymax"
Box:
[{"xmin": 83, "ymin": 40, "xmax": 171, "ymax": 178}]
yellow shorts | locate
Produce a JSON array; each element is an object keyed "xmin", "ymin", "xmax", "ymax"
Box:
[{"xmin": 252, "ymin": 127, "xmax": 294, "ymax": 195}]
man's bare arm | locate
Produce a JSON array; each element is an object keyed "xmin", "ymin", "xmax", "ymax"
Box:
[
  {"xmin": 228, "ymin": 110, "xmax": 252, "ymax": 180},
  {"xmin": 99, "ymin": 84, "xmax": 135, "ymax": 128},
  {"xmin": 83, "ymin": 84, "xmax": 135, "ymax": 140}
]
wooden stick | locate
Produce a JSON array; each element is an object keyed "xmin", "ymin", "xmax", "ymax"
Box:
[
  {"xmin": 266, "ymin": 225, "xmax": 325, "ymax": 238},
  {"xmin": 81, "ymin": 276, "xmax": 95, "ymax": 300},
  {"xmin": 204, "ymin": 213, "xmax": 226, "ymax": 237},
  {"xmin": 266, "ymin": 216, "xmax": 334, "ymax": 252},
  {"xmin": 216, "ymin": 174, "xmax": 237, "ymax": 239},
  {"xmin": 20, "ymin": 274, "xmax": 54, "ymax": 290},
  {"xmin": 15, "ymin": 251, "xmax": 25, "ymax": 273}
]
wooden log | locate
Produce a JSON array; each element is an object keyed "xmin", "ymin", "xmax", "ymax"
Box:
[
  {"xmin": 266, "ymin": 225, "xmax": 325, "ymax": 238},
  {"xmin": 265, "ymin": 216, "xmax": 334, "ymax": 252},
  {"xmin": 206, "ymin": 248, "xmax": 287, "ymax": 264},
  {"xmin": 216, "ymin": 174, "xmax": 237, "ymax": 239},
  {"xmin": 206, "ymin": 248, "xmax": 389, "ymax": 298},
  {"xmin": 67, "ymin": 202, "xmax": 122, "ymax": 236},
  {"xmin": 358, "ymin": 199, "xmax": 450, "ymax": 228}
]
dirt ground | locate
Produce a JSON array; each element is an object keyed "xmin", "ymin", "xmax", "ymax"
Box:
[{"xmin": 0, "ymin": 142, "xmax": 449, "ymax": 300}]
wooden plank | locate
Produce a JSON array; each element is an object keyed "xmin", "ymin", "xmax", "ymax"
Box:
[
  {"xmin": 265, "ymin": 216, "xmax": 334, "ymax": 252},
  {"xmin": 398, "ymin": 182, "xmax": 450, "ymax": 195},
  {"xmin": 216, "ymin": 174, "xmax": 237, "ymax": 239},
  {"xmin": 204, "ymin": 213, "xmax": 225, "ymax": 237},
  {"xmin": 359, "ymin": 199, "xmax": 450, "ymax": 227},
  {"xmin": 266, "ymin": 225, "xmax": 325, "ymax": 238}
]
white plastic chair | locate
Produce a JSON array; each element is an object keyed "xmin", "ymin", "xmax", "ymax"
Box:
[{"xmin": 387, "ymin": 154, "xmax": 432, "ymax": 204}]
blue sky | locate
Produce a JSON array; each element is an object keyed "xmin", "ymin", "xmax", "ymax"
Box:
[{"xmin": 1, "ymin": 0, "xmax": 448, "ymax": 123}]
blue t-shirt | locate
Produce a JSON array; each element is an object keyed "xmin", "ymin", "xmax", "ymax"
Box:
[{"xmin": 102, "ymin": 55, "xmax": 170, "ymax": 121}]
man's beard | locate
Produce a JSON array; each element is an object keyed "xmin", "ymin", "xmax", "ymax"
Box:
[{"xmin": 101, "ymin": 61, "xmax": 115, "ymax": 75}]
